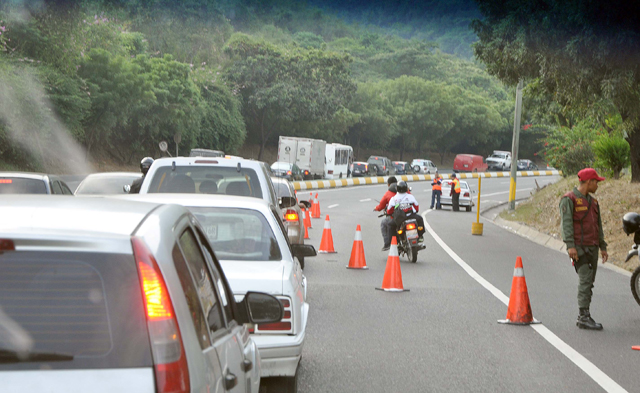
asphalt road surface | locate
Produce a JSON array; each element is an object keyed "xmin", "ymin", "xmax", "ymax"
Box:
[{"xmin": 298, "ymin": 176, "xmax": 638, "ymax": 393}]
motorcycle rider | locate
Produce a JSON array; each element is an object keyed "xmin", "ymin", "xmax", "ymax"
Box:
[
  {"xmin": 374, "ymin": 176, "xmax": 398, "ymax": 251},
  {"xmin": 387, "ymin": 181, "xmax": 425, "ymax": 244},
  {"xmin": 129, "ymin": 157, "xmax": 154, "ymax": 194}
]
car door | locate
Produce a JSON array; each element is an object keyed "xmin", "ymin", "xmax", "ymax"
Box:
[{"xmin": 178, "ymin": 225, "xmax": 247, "ymax": 393}]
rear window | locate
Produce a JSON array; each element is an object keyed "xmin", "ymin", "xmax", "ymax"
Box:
[
  {"xmin": 188, "ymin": 207, "xmax": 282, "ymax": 262},
  {"xmin": 271, "ymin": 162, "xmax": 291, "ymax": 171},
  {"xmin": 147, "ymin": 165, "xmax": 263, "ymax": 198},
  {"xmin": 75, "ymin": 176, "xmax": 139, "ymax": 195},
  {"xmin": 0, "ymin": 178, "xmax": 47, "ymax": 194},
  {"xmin": 353, "ymin": 163, "xmax": 367, "ymax": 170},
  {"xmin": 367, "ymin": 157, "xmax": 384, "ymax": 165},
  {"xmin": 274, "ymin": 182, "xmax": 293, "ymax": 197},
  {"xmin": 0, "ymin": 251, "xmax": 152, "ymax": 370}
]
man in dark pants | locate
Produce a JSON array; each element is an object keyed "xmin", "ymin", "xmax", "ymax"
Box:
[
  {"xmin": 430, "ymin": 172, "xmax": 442, "ymax": 209},
  {"xmin": 374, "ymin": 176, "xmax": 398, "ymax": 251},
  {"xmin": 560, "ymin": 168, "xmax": 608, "ymax": 330},
  {"xmin": 450, "ymin": 173, "xmax": 461, "ymax": 211}
]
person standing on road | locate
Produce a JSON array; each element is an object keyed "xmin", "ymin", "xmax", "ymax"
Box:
[
  {"xmin": 430, "ymin": 172, "xmax": 442, "ymax": 209},
  {"xmin": 374, "ymin": 176, "xmax": 398, "ymax": 251},
  {"xmin": 560, "ymin": 168, "xmax": 608, "ymax": 330},
  {"xmin": 129, "ymin": 157, "xmax": 154, "ymax": 194},
  {"xmin": 450, "ymin": 173, "xmax": 461, "ymax": 211}
]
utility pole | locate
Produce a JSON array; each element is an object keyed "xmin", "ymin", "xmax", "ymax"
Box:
[{"xmin": 508, "ymin": 80, "xmax": 524, "ymax": 211}]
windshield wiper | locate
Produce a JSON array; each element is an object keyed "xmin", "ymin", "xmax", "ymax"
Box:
[{"xmin": 0, "ymin": 349, "xmax": 74, "ymax": 363}]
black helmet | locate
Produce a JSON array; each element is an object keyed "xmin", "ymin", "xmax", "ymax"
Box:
[
  {"xmin": 623, "ymin": 212, "xmax": 640, "ymax": 235},
  {"xmin": 387, "ymin": 176, "xmax": 398, "ymax": 186},
  {"xmin": 388, "ymin": 183, "xmax": 397, "ymax": 193},
  {"xmin": 396, "ymin": 181, "xmax": 408, "ymax": 193},
  {"xmin": 140, "ymin": 157, "xmax": 154, "ymax": 175}
]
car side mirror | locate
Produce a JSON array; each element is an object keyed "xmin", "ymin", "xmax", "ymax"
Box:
[
  {"xmin": 291, "ymin": 244, "xmax": 317, "ymax": 259},
  {"xmin": 279, "ymin": 196, "xmax": 297, "ymax": 209},
  {"xmin": 123, "ymin": 184, "xmax": 131, "ymax": 193},
  {"xmin": 236, "ymin": 292, "xmax": 284, "ymax": 325},
  {"xmin": 299, "ymin": 200, "xmax": 312, "ymax": 209}
]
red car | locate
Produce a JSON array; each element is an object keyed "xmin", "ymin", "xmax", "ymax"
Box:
[{"xmin": 453, "ymin": 154, "xmax": 488, "ymax": 173}]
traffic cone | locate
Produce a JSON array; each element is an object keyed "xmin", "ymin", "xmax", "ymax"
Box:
[
  {"xmin": 376, "ymin": 237, "xmax": 409, "ymax": 292},
  {"xmin": 311, "ymin": 193, "xmax": 321, "ymax": 218},
  {"xmin": 498, "ymin": 257, "xmax": 540, "ymax": 325},
  {"xmin": 318, "ymin": 215, "xmax": 336, "ymax": 253},
  {"xmin": 347, "ymin": 225, "xmax": 368, "ymax": 269},
  {"xmin": 302, "ymin": 210, "xmax": 310, "ymax": 240},
  {"xmin": 303, "ymin": 206, "xmax": 312, "ymax": 229}
]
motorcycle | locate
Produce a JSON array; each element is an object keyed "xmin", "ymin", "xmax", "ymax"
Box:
[
  {"xmin": 624, "ymin": 230, "xmax": 640, "ymax": 306},
  {"xmin": 378, "ymin": 211, "xmax": 425, "ymax": 263}
]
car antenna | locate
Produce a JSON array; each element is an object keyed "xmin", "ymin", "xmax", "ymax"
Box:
[
  {"xmin": 172, "ymin": 161, "xmax": 176, "ymax": 171},
  {"xmin": 237, "ymin": 162, "xmax": 241, "ymax": 173}
]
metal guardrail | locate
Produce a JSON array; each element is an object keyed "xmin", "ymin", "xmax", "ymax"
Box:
[{"xmin": 291, "ymin": 170, "xmax": 562, "ymax": 191}]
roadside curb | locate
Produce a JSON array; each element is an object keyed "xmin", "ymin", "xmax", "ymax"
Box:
[{"xmin": 481, "ymin": 200, "xmax": 632, "ymax": 277}]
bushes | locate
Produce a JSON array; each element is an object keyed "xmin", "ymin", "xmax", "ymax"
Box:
[{"xmin": 593, "ymin": 131, "xmax": 630, "ymax": 179}]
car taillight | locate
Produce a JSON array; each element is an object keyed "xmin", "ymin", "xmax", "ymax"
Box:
[
  {"xmin": 0, "ymin": 179, "xmax": 12, "ymax": 184},
  {"xmin": 284, "ymin": 209, "xmax": 299, "ymax": 222},
  {"xmin": 406, "ymin": 223, "xmax": 416, "ymax": 230},
  {"xmin": 0, "ymin": 239, "xmax": 15, "ymax": 251},
  {"xmin": 365, "ymin": 165, "xmax": 368, "ymax": 170},
  {"xmin": 132, "ymin": 237, "xmax": 189, "ymax": 393},
  {"xmin": 255, "ymin": 297, "xmax": 293, "ymax": 334},
  {"xmin": 464, "ymin": 192, "xmax": 470, "ymax": 197},
  {"xmin": 304, "ymin": 170, "xmax": 309, "ymax": 175},
  {"xmin": 328, "ymin": 170, "xmax": 333, "ymax": 174},
  {"xmin": 287, "ymin": 171, "xmax": 292, "ymax": 175}
]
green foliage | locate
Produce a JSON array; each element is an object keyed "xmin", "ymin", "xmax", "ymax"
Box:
[
  {"xmin": 593, "ymin": 131, "xmax": 630, "ymax": 179},
  {"xmin": 542, "ymin": 120, "xmax": 598, "ymax": 176},
  {"xmin": 293, "ymin": 32, "xmax": 325, "ymax": 49}
]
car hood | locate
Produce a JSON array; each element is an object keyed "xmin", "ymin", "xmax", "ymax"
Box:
[{"xmin": 220, "ymin": 260, "xmax": 284, "ymax": 296}]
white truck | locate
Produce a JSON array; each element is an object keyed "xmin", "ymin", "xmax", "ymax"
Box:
[
  {"xmin": 485, "ymin": 150, "xmax": 512, "ymax": 171},
  {"xmin": 277, "ymin": 136, "xmax": 327, "ymax": 180}
]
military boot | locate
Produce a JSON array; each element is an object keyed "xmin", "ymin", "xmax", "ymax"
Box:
[{"xmin": 576, "ymin": 308, "xmax": 603, "ymax": 330}]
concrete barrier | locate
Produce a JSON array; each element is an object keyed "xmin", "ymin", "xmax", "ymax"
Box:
[{"xmin": 291, "ymin": 170, "xmax": 562, "ymax": 191}]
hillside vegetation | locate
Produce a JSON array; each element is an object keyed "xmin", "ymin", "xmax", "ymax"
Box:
[{"xmin": 0, "ymin": 0, "xmax": 527, "ymax": 173}]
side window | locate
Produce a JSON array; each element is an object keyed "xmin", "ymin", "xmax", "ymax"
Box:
[
  {"xmin": 60, "ymin": 182, "xmax": 73, "ymax": 195},
  {"xmin": 50, "ymin": 181, "xmax": 63, "ymax": 194},
  {"xmin": 195, "ymin": 228, "xmax": 234, "ymax": 324},
  {"xmin": 178, "ymin": 229, "xmax": 227, "ymax": 336},
  {"xmin": 172, "ymin": 244, "xmax": 211, "ymax": 349},
  {"xmin": 270, "ymin": 206, "xmax": 291, "ymax": 251}
]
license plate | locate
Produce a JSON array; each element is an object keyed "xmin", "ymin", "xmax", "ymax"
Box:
[
  {"xmin": 463, "ymin": 164, "xmax": 469, "ymax": 168},
  {"xmin": 406, "ymin": 229, "xmax": 418, "ymax": 239},
  {"xmin": 354, "ymin": 170, "xmax": 361, "ymax": 174}
]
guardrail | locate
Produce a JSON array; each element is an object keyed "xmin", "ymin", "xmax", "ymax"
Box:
[{"xmin": 291, "ymin": 170, "xmax": 562, "ymax": 191}]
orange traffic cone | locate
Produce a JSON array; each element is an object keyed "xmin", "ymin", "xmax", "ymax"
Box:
[
  {"xmin": 311, "ymin": 193, "xmax": 321, "ymax": 218},
  {"xmin": 302, "ymin": 210, "xmax": 310, "ymax": 240},
  {"xmin": 318, "ymin": 215, "xmax": 336, "ymax": 253},
  {"xmin": 498, "ymin": 257, "xmax": 540, "ymax": 325},
  {"xmin": 303, "ymin": 206, "xmax": 312, "ymax": 229},
  {"xmin": 376, "ymin": 237, "xmax": 409, "ymax": 292},
  {"xmin": 347, "ymin": 225, "xmax": 368, "ymax": 269}
]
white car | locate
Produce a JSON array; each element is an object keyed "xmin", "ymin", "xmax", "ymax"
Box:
[
  {"xmin": 440, "ymin": 179, "xmax": 475, "ymax": 211},
  {"xmin": 119, "ymin": 194, "xmax": 314, "ymax": 392},
  {"xmin": 0, "ymin": 196, "xmax": 284, "ymax": 393},
  {"xmin": 74, "ymin": 172, "xmax": 141, "ymax": 195},
  {"xmin": 410, "ymin": 159, "xmax": 438, "ymax": 174}
]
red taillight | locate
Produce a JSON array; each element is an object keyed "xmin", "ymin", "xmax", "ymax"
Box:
[
  {"xmin": 464, "ymin": 192, "xmax": 470, "ymax": 197},
  {"xmin": 328, "ymin": 170, "xmax": 333, "ymax": 174},
  {"xmin": 0, "ymin": 239, "xmax": 15, "ymax": 251},
  {"xmin": 365, "ymin": 165, "xmax": 368, "ymax": 170},
  {"xmin": 280, "ymin": 298, "xmax": 290, "ymax": 307},
  {"xmin": 258, "ymin": 321, "xmax": 292, "ymax": 331},
  {"xmin": 285, "ymin": 209, "xmax": 299, "ymax": 222},
  {"xmin": 287, "ymin": 170, "xmax": 292, "ymax": 175},
  {"xmin": 304, "ymin": 170, "xmax": 309, "ymax": 175},
  {"xmin": 406, "ymin": 223, "xmax": 416, "ymax": 230},
  {"xmin": 132, "ymin": 237, "xmax": 189, "ymax": 393},
  {"xmin": 255, "ymin": 297, "xmax": 292, "ymax": 334},
  {"xmin": 0, "ymin": 179, "xmax": 12, "ymax": 184}
]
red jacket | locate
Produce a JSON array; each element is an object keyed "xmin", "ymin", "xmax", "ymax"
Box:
[{"xmin": 374, "ymin": 190, "xmax": 396, "ymax": 211}]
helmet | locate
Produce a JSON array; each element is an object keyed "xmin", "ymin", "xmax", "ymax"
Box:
[
  {"xmin": 388, "ymin": 183, "xmax": 397, "ymax": 193},
  {"xmin": 396, "ymin": 181, "xmax": 408, "ymax": 193},
  {"xmin": 387, "ymin": 176, "xmax": 397, "ymax": 186},
  {"xmin": 622, "ymin": 212, "xmax": 640, "ymax": 235},
  {"xmin": 140, "ymin": 157, "xmax": 154, "ymax": 175}
]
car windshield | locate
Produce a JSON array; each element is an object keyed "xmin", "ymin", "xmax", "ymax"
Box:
[
  {"xmin": 394, "ymin": 163, "xmax": 404, "ymax": 169},
  {"xmin": 188, "ymin": 207, "xmax": 282, "ymax": 261},
  {"xmin": 0, "ymin": 251, "xmax": 152, "ymax": 370},
  {"xmin": 271, "ymin": 162, "xmax": 292, "ymax": 170},
  {"xmin": 491, "ymin": 154, "xmax": 507, "ymax": 159},
  {"xmin": 0, "ymin": 178, "xmax": 47, "ymax": 194},
  {"xmin": 147, "ymin": 165, "xmax": 263, "ymax": 198},
  {"xmin": 75, "ymin": 176, "xmax": 140, "ymax": 195}
]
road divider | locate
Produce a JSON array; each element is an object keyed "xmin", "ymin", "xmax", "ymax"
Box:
[{"xmin": 292, "ymin": 170, "xmax": 562, "ymax": 191}]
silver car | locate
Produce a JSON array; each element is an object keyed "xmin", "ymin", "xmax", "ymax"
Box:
[
  {"xmin": 74, "ymin": 172, "xmax": 142, "ymax": 195},
  {"xmin": 0, "ymin": 196, "xmax": 283, "ymax": 393},
  {"xmin": 271, "ymin": 177, "xmax": 306, "ymax": 247},
  {"xmin": 440, "ymin": 179, "xmax": 475, "ymax": 211},
  {"xmin": 0, "ymin": 172, "xmax": 74, "ymax": 195}
]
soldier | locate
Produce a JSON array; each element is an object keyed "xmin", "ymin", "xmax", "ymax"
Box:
[{"xmin": 560, "ymin": 168, "xmax": 608, "ymax": 330}]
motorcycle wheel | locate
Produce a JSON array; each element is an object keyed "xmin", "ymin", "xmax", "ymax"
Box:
[
  {"xmin": 406, "ymin": 244, "xmax": 418, "ymax": 263},
  {"xmin": 631, "ymin": 267, "xmax": 640, "ymax": 306}
]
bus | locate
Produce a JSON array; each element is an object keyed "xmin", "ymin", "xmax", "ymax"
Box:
[{"xmin": 324, "ymin": 143, "xmax": 353, "ymax": 179}]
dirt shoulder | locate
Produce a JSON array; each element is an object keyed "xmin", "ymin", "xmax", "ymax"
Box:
[{"xmin": 499, "ymin": 177, "xmax": 640, "ymax": 271}]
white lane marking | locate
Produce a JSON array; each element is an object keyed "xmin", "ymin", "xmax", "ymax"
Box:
[
  {"xmin": 422, "ymin": 210, "xmax": 628, "ymax": 393},
  {"xmin": 328, "ymin": 204, "xmax": 339, "ymax": 209},
  {"xmin": 360, "ymin": 198, "xmax": 371, "ymax": 202},
  {"xmin": 473, "ymin": 188, "xmax": 533, "ymax": 199}
]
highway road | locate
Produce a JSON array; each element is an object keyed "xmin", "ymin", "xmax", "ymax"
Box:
[{"xmin": 297, "ymin": 176, "xmax": 638, "ymax": 393}]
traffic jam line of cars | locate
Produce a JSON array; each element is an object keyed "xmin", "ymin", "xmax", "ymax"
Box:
[{"xmin": 0, "ymin": 155, "xmax": 317, "ymax": 393}]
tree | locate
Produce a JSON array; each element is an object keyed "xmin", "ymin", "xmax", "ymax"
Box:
[
  {"xmin": 224, "ymin": 33, "xmax": 356, "ymax": 159},
  {"xmin": 472, "ymin": 0, "xmax": 640, "ymax": 181}
]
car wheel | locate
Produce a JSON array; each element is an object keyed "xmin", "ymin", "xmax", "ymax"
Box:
[
  {"xmin": 413, "ymin": 165, "xmax": 420, "ymax": 172},
  {"xmin": 264, "ymin": 365, "xmax": 299, "ymax": 393},
  {"xmin": 466, "ymin": 205, "xmax": 472, "ymax": 212}
]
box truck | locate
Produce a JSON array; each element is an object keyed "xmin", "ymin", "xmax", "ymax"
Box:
[{"xmin": 277, "ymin": 136, "xmax": 327, "ymax": 180}]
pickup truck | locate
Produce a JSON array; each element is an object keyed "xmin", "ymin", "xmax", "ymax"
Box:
[{"xmin": 486, "ymin": 150, "xmax": 512, "ymax": 171}]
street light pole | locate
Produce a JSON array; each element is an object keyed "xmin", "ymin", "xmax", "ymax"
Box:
[{"xmin": 508, "ymin": 80, "xmax": 524, "ymax": 211}]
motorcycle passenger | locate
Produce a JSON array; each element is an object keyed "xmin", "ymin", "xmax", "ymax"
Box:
[
  {"xmin": 374, "ymin": 176, "xmax": 398, "ymax": 251},
  {"xmin": 129, "ymin": 157, "xmax": 154, "ymax": 194},
  {"xmin": 387, "ymin": 181, "xmax": 425, "ymax": 243}
]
